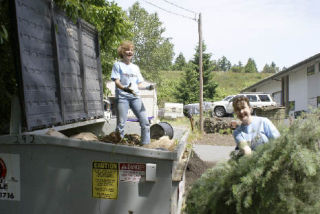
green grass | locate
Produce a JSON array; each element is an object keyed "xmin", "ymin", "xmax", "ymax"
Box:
[
  {"xmin": 157, "ymin": 70, "xmax": 273, "ymax": 105},
  {"xmin": 212, "ymin": 71, "xmax": 272, "ymax": 101}
]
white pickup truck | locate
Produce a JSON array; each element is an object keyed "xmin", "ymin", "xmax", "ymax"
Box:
[{"xmin": 212, "ymin": 93, "xmax": 277, "ymax": 117}]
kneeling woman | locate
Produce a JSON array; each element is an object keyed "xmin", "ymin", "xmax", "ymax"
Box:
[{"xmin": 232, "ymin": 96, "xmax": 280, "ymax": 155}]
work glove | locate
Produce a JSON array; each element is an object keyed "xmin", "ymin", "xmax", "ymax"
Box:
[
  {"xmin": 239, "ymin": 141, "xmax": 252, "ymax": 156},
  {"xmin": 123, "ymin": 83, "xmax": 135, "ymax": 95},
  {"xmin": 146, "ymin": 84, "xmax": 155, "ymax": 90}
]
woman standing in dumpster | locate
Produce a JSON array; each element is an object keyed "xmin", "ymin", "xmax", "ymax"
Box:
[{"xmin": 111, "ymin": 41, "xmax": 154, "ymax": 145}]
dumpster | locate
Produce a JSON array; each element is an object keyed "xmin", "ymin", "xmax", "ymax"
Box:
[
  {"xmin": 0, "ymin": 1, "xmax": 190, "ymax": 213},
  {"xmin": 0, "ymin": 124, "xmax": 189, "ymax": 214}
]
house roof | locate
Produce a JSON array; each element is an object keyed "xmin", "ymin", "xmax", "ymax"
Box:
[{"xmin": 241, "ymin": 52, "xmax": 320, "ymax": 92}]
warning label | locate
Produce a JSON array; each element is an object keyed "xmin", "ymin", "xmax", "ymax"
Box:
[
  {"xmin": 119, "ymin": 163, "xmax": 146, "ymax": 183},
  {"xmin": 92, "ymin": 161, "xmax": 118, "ymax": 199},
  {"xmin": 0, "ymin": 153, "xmax": 20, "ymax": 201}
]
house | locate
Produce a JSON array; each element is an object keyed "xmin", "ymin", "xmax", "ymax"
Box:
[
  {"xmin": 241, "ymin": 53, "xmax": 320, "ymax": 116},
  {"xmin": 106, "ymin": 80, "xmax": 158, "ymax": 122}
]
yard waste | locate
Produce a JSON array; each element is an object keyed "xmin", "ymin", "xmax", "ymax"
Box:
[
  {"xmin": 186, "ymin": 110, "xmax": 320, "ymax": 214},
  {"xmin": 203, "ymin": 117, "xmax": 237, "ymax": 134}
]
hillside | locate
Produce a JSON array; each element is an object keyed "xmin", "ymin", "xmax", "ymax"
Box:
[
  {"xmin": 211, "ymin": 71, "xmax": 272, "ymax": 100},
  {"xmin": 157, "ymin": 70, "xmax": 273, "ymax": 106}
]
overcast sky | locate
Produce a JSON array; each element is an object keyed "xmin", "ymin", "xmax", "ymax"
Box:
[{"xmin": 113, "ymin": 0, "xmax": 320, "ymax": 71}]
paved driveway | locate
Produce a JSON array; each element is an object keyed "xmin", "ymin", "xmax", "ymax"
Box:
[{"xmin": 193, "ymin": 145, "xmax": 235, "ymax": 163}]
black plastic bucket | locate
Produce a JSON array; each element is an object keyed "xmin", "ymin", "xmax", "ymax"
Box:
[{"xmin": 150, "ymin": 122, "xmax": 174, "ymax": 140}]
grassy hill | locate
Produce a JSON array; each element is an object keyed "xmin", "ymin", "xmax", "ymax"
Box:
[
  {"xmin": 211, "ymin": 71, "xmax": 272, "ymax": 100},
  {"xmin": 157, "ymin": 70, "xmax": 272, "ymax": 106}
]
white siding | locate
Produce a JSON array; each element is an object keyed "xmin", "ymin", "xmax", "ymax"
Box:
[
  {"xmin": 307, "ymin": 63, "xmax": 320, "ymax": 109},
  {"xmin": 255, "ymin": 80, "xmax": 281, "ymax": 104},
  {"xmin": 289, "ymin": 68, "xmax": 308, "ymax": 112},
  {"xmin": 243, "ymin": 54, "xmax": 320, "ymax": 114},
  {"xmin": 245, "ymin": 79, "xmax": 281, "ymax": 105}
]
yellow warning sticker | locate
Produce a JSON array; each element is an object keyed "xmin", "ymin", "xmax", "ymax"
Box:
[{"xmin": 92, "ymin": 161, "xmax": 119, "ymax": 199}]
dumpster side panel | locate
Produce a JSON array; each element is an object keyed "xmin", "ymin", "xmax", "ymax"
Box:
[{"xmin": 0, "ymin": 143, "xmax": 172, "ymax": 214}]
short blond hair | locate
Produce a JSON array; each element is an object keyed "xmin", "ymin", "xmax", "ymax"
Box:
[{"xmin": 117, "ymin": 41, "xmax": 134, "ymax": 58}]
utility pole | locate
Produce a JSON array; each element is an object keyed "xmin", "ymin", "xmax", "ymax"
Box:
[{"xmin": 198, "ymin": 13, "xmax": 203, "ymax": 133}]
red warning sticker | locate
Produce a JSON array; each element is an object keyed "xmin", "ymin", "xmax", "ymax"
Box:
[
  {"xmin": 119, "ymin": 163, "xmax": 146, "ymax": 183},
  {"xmin": 0, "ymin": 154, "xmax": 20, "ymax": 201}
]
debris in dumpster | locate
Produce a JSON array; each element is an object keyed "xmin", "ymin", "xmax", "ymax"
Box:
[
  {"xmin": 100, "ymin": 132, "xmax": 141, "ymax": 145},
  {"xmin": 100, "ymin": 131, "xmax": 123, "ymax": 143},
  {"xmin": 70, "ymin": 132, "xmax": 99, "ymax": 141},
  {"xmin": 46, "ymin": 128, "xmax": 68, "ymax": 138},
  {"xmin": 122, "ymin": 134, "xmax": 141, "ymax": 145},
  {"xmin": 100, "ymin": 132, "xmax": 177, "ymax": 151},
  {"xmin": 143, "ymin": 136, "xmax": 177, "ymax": 151}
]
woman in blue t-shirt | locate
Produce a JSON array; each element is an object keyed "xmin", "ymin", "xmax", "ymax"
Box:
[
  {"xmin": 111, "ymin": 41, "xmax": 154, "ymax": 145},
  {"xmin": 232, "ymin": 96, "xmax": 280, "ymax": 155}
]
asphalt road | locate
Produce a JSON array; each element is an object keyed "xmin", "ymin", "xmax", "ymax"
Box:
[{"xmin": 193, "ymin": 145, "xmax": 235, "ymax": 164}]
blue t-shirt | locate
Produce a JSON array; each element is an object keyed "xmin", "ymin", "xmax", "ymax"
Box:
[
  {"xmin": 111, "ymin": 61, "xmax": 144, "ymax": 99},
  {"xmin": 233, "ymin": 116, "xmax": 280, "ymax": 150}
]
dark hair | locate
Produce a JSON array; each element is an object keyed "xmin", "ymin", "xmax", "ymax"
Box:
[{"xmin": 232, "ymin": 96, "xmax": 250, "ymax": 111}]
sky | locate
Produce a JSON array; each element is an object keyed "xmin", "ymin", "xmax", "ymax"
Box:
[{"xmin": 113, "ymin": 0, "xmax": 320, "ymax": 71}]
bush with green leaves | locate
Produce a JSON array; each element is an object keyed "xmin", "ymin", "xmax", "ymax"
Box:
[{"xmin": 186, "ymin": 110, "xmax": 320, "ymax": 214}]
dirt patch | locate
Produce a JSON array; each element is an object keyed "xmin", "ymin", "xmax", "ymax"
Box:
[
  {"xmin": 185, "ymin": 133, "xmax": 235, "ymax": 190},
  {"xmin": 192, "ymin": 133, "xmax": 235, "ymax": 146},
  {"xmin": 185, "ymin": 151, "xmax": 212, "ymax": 191}
]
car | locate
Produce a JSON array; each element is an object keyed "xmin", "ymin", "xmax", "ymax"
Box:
[{"xmin": 212, "ymin": 92, "xmax": 277, "ymax": 117}]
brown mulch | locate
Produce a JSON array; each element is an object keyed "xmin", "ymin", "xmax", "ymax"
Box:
[
  {"xmin": 185, "ymin": 133, "xmax": 235, "ymax": 190},
  {"xmin": 185, "ymin": 151, "xmax": 212, "ymax": 191}
]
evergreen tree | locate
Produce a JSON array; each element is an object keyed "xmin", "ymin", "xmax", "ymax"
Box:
[
  {"xmin": 262, "ymin": 62, "xmax": 279, "ymax": 73},
  {"xmin": 217, "ymin": 56, "xmax": 232, "ymax": 71},
  {"xmin": 173, "ymin": 52, "xmax": 187, "ymax": 70},
  {"xmin": 190, "ymin": 42, "xmax": 218, "ymax": 101},
  {"xmin": 244, "ymin": 58, "xmax": 258, "ymax": 73},
  {"xmin": 174, "ymin": 64, "xmax": 199, "ymax": 104},
  {"xmin": 230, "ymin": 61, "xmax": 244, "ymax": 73}
]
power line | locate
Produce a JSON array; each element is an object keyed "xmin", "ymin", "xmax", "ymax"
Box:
[
  {"xmin": 159, "ymin": 0, "xmax": 197, "ymax": 15},
  {"xmin": 141, "ymin": 0, "xmax": 197, "ymax": 21}
]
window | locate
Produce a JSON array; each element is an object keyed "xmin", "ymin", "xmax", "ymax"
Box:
[
  {"xmin": 307, "ymin": 65, "xmax": 315, "ymax": 76},
  {"xmin": 288, "ymin": 101, "xmax": 295, "ymax": 111},
  {"xmin": 258, "ymin": 95, "xmax": 271, "ymax": 102},
  {"xmin": 246, "ymin": 95, "xmax": 257, "ymax": 102},
  {"xmin": 317, "ymin": 96, "xmax": 320, "ymax": 108}
]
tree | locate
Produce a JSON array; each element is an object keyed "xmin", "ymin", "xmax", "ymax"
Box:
[
  {"xmin": 190, "ymin": 42, "xmax": 218, "ymax": 101},
  {"xmin": 244, "ymin": 58, "xmax": 258, "ymax": 73},
  {"xmin": 174, "ymin": 64, "xmax": 199, "ymax": 104},
  {"xmin": 262, "ymin": 62, "xmax": 280, "ymax": 73},
  {"xmin": 173, "ymin": 52, "xmax": 187, "ymax": 71},
  {"xmin": 217, "ymin": 56, "xmax": 231, "ymax": 71},
  {"xmin": 175, "ymin": 42, "xmax": 218, "ymax": 103},
  {"xmin": 230, "ymin": 61, "xmax": 244, "ymax": 73},
  {"xmin": 128, "ymin": 2, "xmax": 174, "ymax": 81}
]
